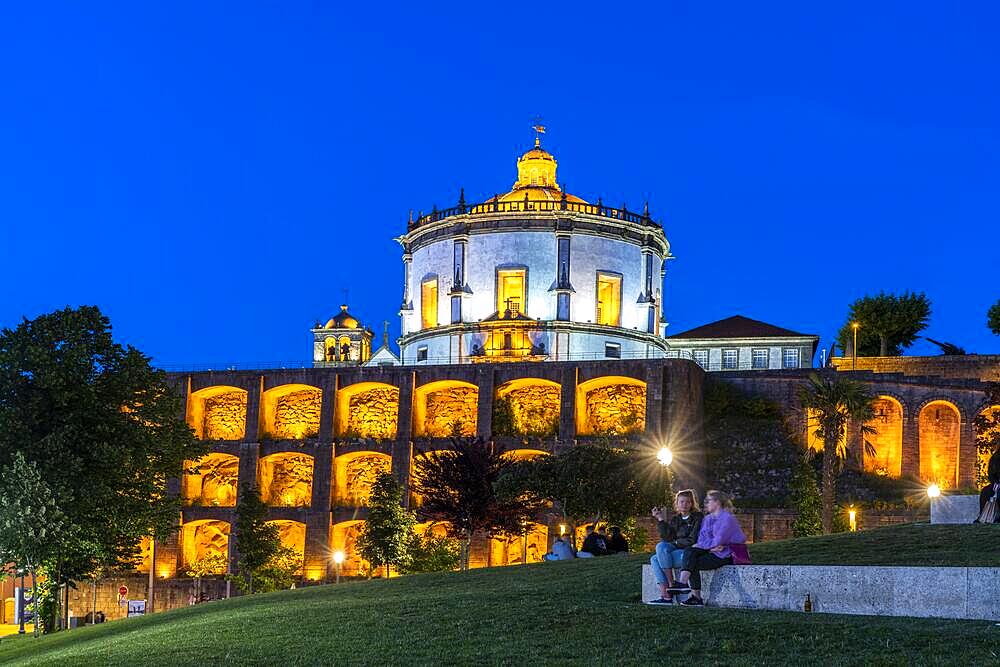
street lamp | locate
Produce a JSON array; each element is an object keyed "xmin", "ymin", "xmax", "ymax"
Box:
[
  {"xmin": 333, "ymin": 550, "xmax": 345, "ymax": 585},
  {"xmin": 17, "ymin": 568, "xmax": 25, "ymax": 635},
  {"xmin": 851, "ymin": 322, "xmax": 860, "ymax": 370},
  {"xmin": 657, "ymin": 447, "xmax": 673, "ymax": 467},
  {"xmin": 926, "ymin": 484, "xmax": 941, "ymax": 499}
]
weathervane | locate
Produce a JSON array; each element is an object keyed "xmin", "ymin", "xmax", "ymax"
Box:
[{"xmin": 532, "ymin": 116, "xmax": 546, "ymax": 147}]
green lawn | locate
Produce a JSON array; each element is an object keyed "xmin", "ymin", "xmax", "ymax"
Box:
[
  {"xmin": 750, "ymin": 523, "xmax": 1000, "ymax": 567},
  {"xmin": 1, "ymin": 525, "xmax": 998, "ymax": 666}
]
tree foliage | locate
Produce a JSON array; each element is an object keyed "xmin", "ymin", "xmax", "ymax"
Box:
[
  {"xmin": 233, "ymin": 482, "xmax": 280, "ymax": 593},
  {"xmin": 973, "ymin": 383, "xmax": 1000, "ymax": 487},
  {"xmin": 788, "ymin": 453, "xmax": 823, "ymax": 537},
  {"xmin": 398, "ymin": 529, "xmax": 461, "ymax": 575},
  {"xmin": 989, "ymin": 299, "xmax": 1000, "ymax": 336},
  {"xmin": 412, "ymin": 438, "xmax": 543, "ymax": 569},
  {"xmin": 356, "ymin": 471, "xmax": 415, "ymax": 576},
  {"xmin": 251, "ymin": 546, "xmax": 302, "ymax": 593},
  {"xmin": 0, "ymin": 306, "xmax": 205, "ymax": 583},
  {"xmin": 798, "ymin": 373, "xmax": 876, "ymax": 534},
  {"xmin": 836, "ymin": 291, "xmax": 931, "ymax": 357}
]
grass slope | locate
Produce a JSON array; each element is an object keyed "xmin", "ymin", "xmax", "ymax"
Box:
[{"xmin": 1, "ymin": 526, "xmax": 998, "ymax": 666}]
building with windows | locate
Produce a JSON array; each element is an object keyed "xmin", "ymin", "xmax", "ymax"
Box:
[
  {"xmin": 665, "ymin": 315, "xmax": 819, "ymax": 371},
  {"xmin": 311, "ymin": 304, "xmax": 374, "ymax": 367},
  {"xmin": 394, "ymin": 135, "xmax": 671, "ymax": 365}
]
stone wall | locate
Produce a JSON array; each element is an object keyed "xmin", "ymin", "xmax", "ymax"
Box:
[
  {"xmin": 831, "ymin": 354, "xmax": 1000, "ymax": 382},
  {"xmin": 66, "ymin": 576, "xmax": 229, "ymax": 622},
  {"xmin": 585, "ymin": 384, "xmax": 646, "ymax": 434},
  {"xmin": 259, "ymin": 454, "xmax": 314, "ymax": 506},
  {"xmin": 183, "ymin": 454, "xmax": 239, "ymax": 506},
  {"xmin": 203, "ymin": 391, "xmax": 247, "ymax": 440},
  {"xmin": 271, "ymin": 389, "xmax": 321, "ymax": 439},
  {"xmin": 346, "ymin": 387, "xmax": 399, "ymax": 439},
  {"xmin": 502, "ymin": 385, "xmax": 560, "ymax": 436},
  {"xmin": 423, "ymin": 387, "xmax": 478, "ymax": 437},
  {"xmin": 340, "ymin": 454, "xmax": 391, "ymax": 506}
]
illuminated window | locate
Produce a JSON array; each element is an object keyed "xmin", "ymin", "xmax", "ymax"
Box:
[
  {"xmin": 752, "ymin": 349, "xmax": 769, "ymax": 369},
  {"xmin": 783, "ymin": 348, "xmax": 800, "ymax": 369},
  {"xmin": 497, "ymin": 268, "xmax": 527, "ymax": 316},
  {"xmin": 596, "ymin": 272, "xmax": 622, "ymax": 326},
  {"xmin": 421, "ymin": 278, "xmax": 438, "ymax": 329},
  {"xmin": 692, "ymin": 350, "xmax": 708, "ymax": 369},
  {"xmin": 722, "ymin": 349, "xmax": 738, "ymax": 369}
]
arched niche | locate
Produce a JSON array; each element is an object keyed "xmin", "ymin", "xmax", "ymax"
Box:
[
  {"xmin": 266, "ymin": 520, "xmax": 305, "ymax": 574},
  {"xmin": 919, "ymin": 400, "xmax": 961, "ymax": 489},
  {"xmin": 413, "ymin": 380, "xmax": 478, "ymax": 438},
  {"xmin": 181, "ymin": 519, "xmax": 230, "ymax": 573},
  {"xmin": 260, "ymin": 384, "xmax": 322, "ymax": 440},
  {"xmin": 334, "ymin": 450, "xmax": 392, "ymax": 506},
  {"xmin": 182, "ymin": 452, "xmax": 240, "ymax": 507},
  {"xmin": 258, "ymin": 452, "xmax": 314, "ymax": 506},
  {"xmin": 575, "ymin": 376, "xmax": 646, "ymax": 436},
  {"xmin": 336, "ymin": 382, "xmax": 400, "ymax": 439},
  {"xmin": 865, "ymin": 396, "xmax": 903, "ymax": 477},
  {"xmin": 488, "ymin": 522, "xmax": 548, "ymax": 566},
  {"xmin": 494, "ymin": 378, "xmax": 560, "ymax": 437},
  {"xmin": 187, "ymin": 386, "xmax": 247, "ymax": 441},
  {"xmin": 332, "ymin": 520, "xmax": 369, "ymax": 577}
]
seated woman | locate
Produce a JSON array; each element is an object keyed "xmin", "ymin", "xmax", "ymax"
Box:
[
  {"xmin": 977, "ymin": 450, "xmax": 999, "ymax": 523},
  {"xmin": 648, "ymin": 489, "xmax": 703, "ymax": 604},
  {"xmin": 669, "ymin": 489, "xmax": 746, "ymax": 607}
]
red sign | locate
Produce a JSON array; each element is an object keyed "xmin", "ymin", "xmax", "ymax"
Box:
[{"xmin": 118, "ymin": 585, "xmax": 128, "ymax": 597}]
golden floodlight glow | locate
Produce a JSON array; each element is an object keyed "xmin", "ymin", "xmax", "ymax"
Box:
[
  {"xmin": 848, "ymin": 508, "xmax": 857, "ymax": 532},
  {"xmin": 926, "ymin": 483, "xmax": 941, "ymax": 498},
  {"xmin": 559, "ymin": 524, "xmax": 567, "ymax": 536},
  {"xmin": 333, "ymin": 550, "xmax": 345, "ymax": 565},
  {"xmin": 657, "ymin": 447, "xmax": 673, "ymax": 467}
]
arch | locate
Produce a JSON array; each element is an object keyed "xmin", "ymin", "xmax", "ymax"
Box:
[
  {"xmin": 257, "ymin": 452, "xmax": 314, "ymax": 506},
  {"xmin": 336, "ymin": 381, "xmax": 400, "ymax": 439},
  {"xmin": 325, "ymin": 337, "xmax": 339, "ymax": 362},
  {"xmin": 413, "ymin": 380, "xmax": 478, "ymax": 438},
  {"xmin": 975, "ymin": 404, "xmax": 1000, "ymax": 484},
  {"xmin": 919, "ymin": 400, "xmax": 961, "ymax": 489},
  {"xmin": 332, "ymin": 519, "xmax": 369, "ymax": 577},
  {"xmin": 575, "ymin": 376, "xmax": 646, "ymax": 436},
  {"xmin": 494, "ymin": 378, "xmax": 560, "ymax": 437},
  {"xmin": 187, "ymin": 386, "xmax": 247, "ymax": 440},
  {"xmin": 260, "ymin": 384, "xmax": 322, "ymax": 440},
  {"xmin": 334, "ymin": 450, "xmax": 392, "ymax": 506},
  {"xmin": 864, "ymin": 396, "xmax": 903, "ymax": 477},
  {"xmin": 338, "ymin": 335, "xmax": 353, "ymax": 361},
  {"xmin": 488, "ymin": 522, "xmax": 548, "ymax": 566},
  {"xmin": 182, "ymin": 452, "xmax": 240, "ymax": 507},
  {"xmin": 181, "ymin": 519, "xmax": 230, "ymax": 573},
  {"xmin": 266, "ymin": 520, "xmax": 305, "ymax": 574}
]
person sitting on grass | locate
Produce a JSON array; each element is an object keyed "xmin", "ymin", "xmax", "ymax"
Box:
[
  {"xmin": 648, "ymin": 489, "xmax": 703, "ymax": 604},
  {"xmin": 578, "ymin": 524, "xmax": 608, "ymax": 558},
  {"xmin": 976, "ymin": 449, "xmax": 1000, "ymax": 523},
  {"xmin": 607, "ymin": 526, "xmax": 629, "ymax": 554},
  {"xmin": 669, "ymin": 489, "xmax": 747, "ymax": 607},
  {"xmin": 543, "ymin": 536, "xmax": 576, "ymax": 561}
]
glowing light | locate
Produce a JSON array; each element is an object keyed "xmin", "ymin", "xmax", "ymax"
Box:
[
  {"xmin": 657, "ymin": 447, "xmax": 673, "ymax": 467},
  {"xmin": 333, "ymin": 550, "xmax": 345, "ymax": 565},
  {"xmin": 158, "ymin": 569, "xmax": 172, "ymax": 579},
  {"xmin": 848, "ymin": 508, "xmax": 857, "ymax": 532},
  {"xmin": 559, "ymin": 524, "xmax": 567, "ymax": 536},
  {"xmin": 926, "ymin": 484, "xmax": 941, "ymax": 498}
]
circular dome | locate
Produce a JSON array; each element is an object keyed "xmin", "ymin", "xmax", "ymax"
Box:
[
  {"xmin": 488, "ymin": 138, "xmax": 588, "ymax": 204},
  {"xmin": 325, "ymin": 304, "xmax": 359, "ymax": 329}
]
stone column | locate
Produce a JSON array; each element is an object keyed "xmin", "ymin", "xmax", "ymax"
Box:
[
  {"xmin": 475, "ymin": 366, "xmax": 495, "ymax": 440},
  {"xmin": 846, "ymin": 419, "xmax": 862, "ymax": 470},
  {"xmin": 396, "ymin": 372, "xmax": 415, "ymax": 443},
  {"xmin": 243, "ymin": 375, "xmax": 263, "ymax": 443},
  {"xmin": 901, "ymin": 415, "xmax": 919, "ymax": 479},
  {"xmin": 558, "ymin": 367, "xmax": 578, "ymax": 445},
  {"xmin": 392, "ymin": 440, "xmax": 414, "ymax": 504},
  {"xmin": 235, "ymin": 442, "xmax": 261, "ymax": 498},
  {"xmin": 958, "ymin": 417, "xmax": 977, "ymax": 488},
  {"xmin": 318, "ymin": 375, "xmax": 337, "ymax": 442}
]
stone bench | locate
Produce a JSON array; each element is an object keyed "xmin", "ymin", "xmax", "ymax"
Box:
[
  {"xmin": 930, "ymin": 495, "xmax": 980, "ymax": 524},
  {"xmin": 641, "ymin": 564, "xmax": 1000, "ymax": 620}
]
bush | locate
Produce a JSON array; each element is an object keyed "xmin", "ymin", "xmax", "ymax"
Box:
[{"xmin": 399, "ymin": 530, "xmax": 460, "ymax": 575}]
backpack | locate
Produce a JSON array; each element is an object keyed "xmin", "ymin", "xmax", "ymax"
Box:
[{"xmin": 976, "ymin": 484, "xmax": 999, "ymax": 524}]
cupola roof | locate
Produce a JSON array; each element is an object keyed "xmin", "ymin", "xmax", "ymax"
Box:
[
  {"xmin": 324, "ymin": 304, "xmax": 360, "ymax": 329},
  {"xmin": 487, "ymin": 137, "xmax": 588, "ymax": 205}
]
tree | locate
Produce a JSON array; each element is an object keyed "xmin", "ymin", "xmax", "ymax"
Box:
[
  {"xmin": 788, "ymin": 453, "xmax": 822, "ymax": 537},
  {"xmin": 0, "ymin": 452, "xmax": 72, "ymax": 636},
  {"xmin": 973, "ymin": 383, "xmax": 1000, "ymax": 487},
  {"xmin": 0, "ymin": 306, "xmax": 206, "ymax": 587},
  {"xmin": 233, "ymin": 482, "xmax": 280, "ymax": 594},
  {"xmin": 398, "ymin": 528, "xmax": 461, "ymax": 575},
  {"xmin": 989, "ymin": 300, "xmax": 1000, "ymax": 336},
  {"xmin": 356, "ymin": 471, "xmax": 415, "ymax": 577},
  {"xmin": 251, "ymin": 546, "xmax": 302, "ymax": 593},
  {"xmin": 798, "ymin": 373, "xmax": 876, "ymax": 534},
  {"xmin": 412, "ymin": 438, "xmax": 542, "ymax": 570},
  {"xmin": 836, "ymin": 291, "xmax": 931, "ymax": 357}
]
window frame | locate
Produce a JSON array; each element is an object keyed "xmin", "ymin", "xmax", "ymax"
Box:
[
  {"xmin": 721, "ymin": 348, "xmax": 739, "ymax": 370},
  {"xmin": 604, "ymin": 342, "xmax": 621, "ymax": 359},
  {"xmin": 495, "ymin": 266, "xmax": 528, "ymax": 316},
  {"xmin": 751, "ymin": 348, "xmax": 770, "ymax": 370},
  {"xmin": 420, "ymin": 276, "xmax": 438, "ymax": 329},
  {"xmin": 782, "ymin": 348, "xmax": 800, "ymax": 369},
  {"xmin": 595, "ymin": 270, "xmax": 623, "ymax": 327},
  {"xmin": 692, "ymin": 349, "xmax": 709, "ymax": 369}
]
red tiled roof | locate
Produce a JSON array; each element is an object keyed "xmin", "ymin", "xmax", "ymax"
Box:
[{"xmin": 668, "ymin": 315, "xmax": 815, "ymax": 340}]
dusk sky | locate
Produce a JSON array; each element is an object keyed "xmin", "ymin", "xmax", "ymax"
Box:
[{"xmin": 2, "ymin": 2, "xmax": 998, "ymax": 367}]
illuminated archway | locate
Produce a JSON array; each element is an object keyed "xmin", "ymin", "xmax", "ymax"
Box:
[
  {"xmin": 266, "ymin": 520, "xmax": 305, "ymax": 574},
  {"xmin": 332, "ymin": 520, "xmax": 369, "ymax": 577},
  {"xmin": 919, "ymin": 400, "xmax": 961, "ymax": 489},
  {"xmin": 336, "ymin": 382, "xmax": 400, "ymax": 439},
  {"xmin": 261, "ymin": 384, "xmax": 322, "ymax": 440},
  {"xmin": 494, "ymin": 379, "xmax": 560, "ymax": 437},
  {"xmin": 187, "ymin": 386, "xmax": 247, "ymax": 440},
  {"xmin": 975, "ymin": 404, "xmax": 1000, "ymax": 484},
  {"xmin": 575, "ymin": 376, "xmax": 646, "ymax": 436},
  {"xmin": 258, "ymin": 452, "xmax": 314, "ymax": 506},
  {"xmin": 334, "ymin": 451, "xmax": 392, "ymax": 506},
  {"xmin": 181, "ymin": 519, "xmax": 230, "ymax": 572},
  {"xmin": 182, "ymin": 452, "xmax": 240, "ymax": 506},
  {"xmin": 489, "ymin": 522, "xmax": 548, "ymax": 566},
  {"xmin": 413, "ymin": 380, "xmax": 478, "ymax": 438},
  {"xmin": 864, "ymin": 396, "xmax": 903, "ymax": 477}
]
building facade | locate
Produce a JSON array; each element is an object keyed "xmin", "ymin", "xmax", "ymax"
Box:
[{"xmin": 666, "ymin": 315, "xmax": 819, "ymax": 371}]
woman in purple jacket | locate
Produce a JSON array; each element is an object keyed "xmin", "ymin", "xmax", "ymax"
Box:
[{"xmin": 669, "ymin": 490, "xmax": 746, "ymax": 606}]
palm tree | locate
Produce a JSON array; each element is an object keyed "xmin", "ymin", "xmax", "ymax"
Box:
[{"xmin": 798, "ymin": 373, "xmax": 876, "ymax": 533}]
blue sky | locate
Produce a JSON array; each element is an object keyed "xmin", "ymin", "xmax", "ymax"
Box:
[{"xmin": 2, "ymin": 2, "xmax": 998, "ymax": 366}]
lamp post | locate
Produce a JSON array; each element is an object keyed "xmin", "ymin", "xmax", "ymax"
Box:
[
  {"xmin": 656, "ymin": 447, "xmax": 673, "ymax": 467},
  {"xmin": 17, "ymin": 568, "xmax": 25, "ymax": 635},
  {"xmin": 333, "ymin": 550, "xmax": 345, "ymax": 585},
  {"xmin": 851, "ymin": 322, "xmax": 859, "ymax": 370}
]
